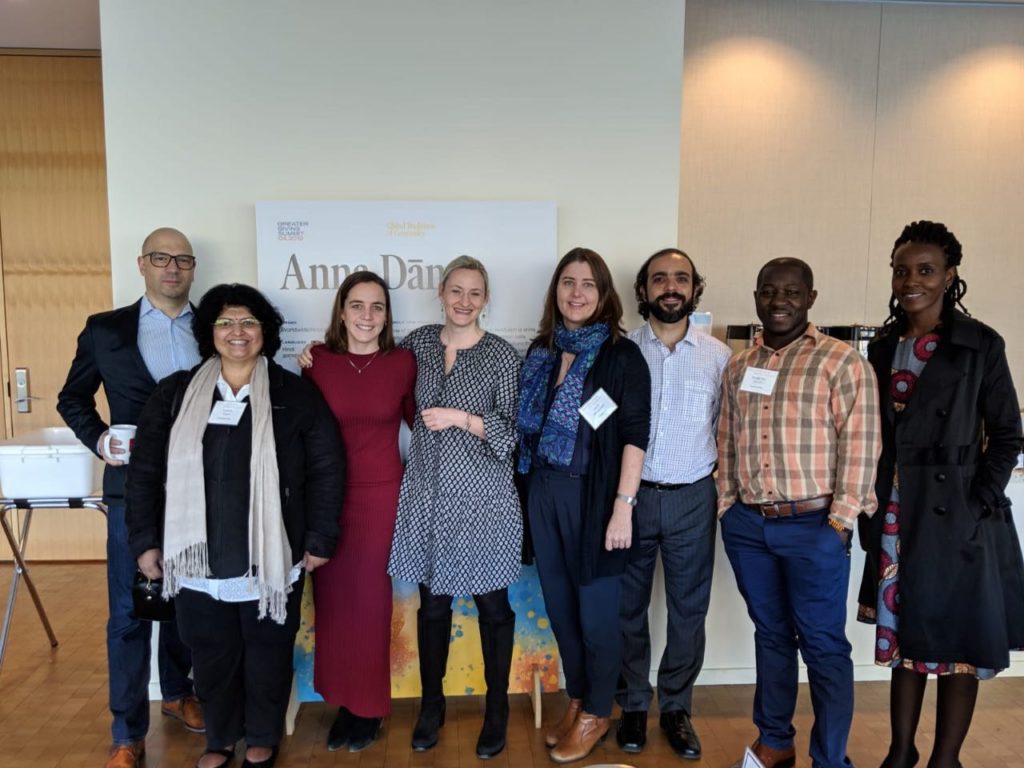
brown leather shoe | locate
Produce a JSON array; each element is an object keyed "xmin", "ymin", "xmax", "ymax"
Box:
[
  {"xmin": 161, "ymin": 695, "xmax": 206, "ymax": 733},
  {"xmin": 544, "ymin": 697, "xmax": 583, "ymax": 748},
  {"xmin": 549, "ymin": 711, "xmax": 609, "ymax": 764},
  {"xmin": 730, "ymin": 738, "xmax": 796, "ymax": 768},
  {"xmin": 105, "ymin": 741, "xmax": 145, "ymax": 768}
]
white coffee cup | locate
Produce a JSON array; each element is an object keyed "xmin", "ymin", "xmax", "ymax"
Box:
[{"xmin": 103, "ymin": 424, "xmax": 138, "ymax": 463}]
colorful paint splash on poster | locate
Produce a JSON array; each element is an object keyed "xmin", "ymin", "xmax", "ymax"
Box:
[{"xmin": 293, "ymin": 565, "xmax": 559, "ymax": 700}]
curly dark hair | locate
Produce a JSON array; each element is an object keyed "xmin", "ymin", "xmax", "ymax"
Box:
[
  {"xmin": 633, "ymin": 248, "xmax": 705, "ymax": 320},
  {"xmin": 193, "ymin": 283, "xmax": 284, "ymax": 360},
  {"xmin": 883, "ymin": 220, "xmax": 969, "ymax": 332}
]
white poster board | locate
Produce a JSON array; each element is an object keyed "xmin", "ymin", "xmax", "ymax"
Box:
[{"xmin": 255, "ymin": 200, "xmax": 557, "ymax": 367}]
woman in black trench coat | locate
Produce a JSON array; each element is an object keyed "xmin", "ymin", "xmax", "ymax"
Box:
[{"xmin": 857, "ymin": 221, "xmax": 1024, "ymax": 768}]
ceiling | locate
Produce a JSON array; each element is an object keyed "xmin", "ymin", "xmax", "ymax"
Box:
[
  {"xmin": 0, "ymin": 0, "xmax": 100, "ymax": 50},
  {"xmin": 1, "ymin": 0, "xmax": 1022, "ymax": 53}
]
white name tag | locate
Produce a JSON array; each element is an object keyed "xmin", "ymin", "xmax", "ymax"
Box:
[
  {"xmin": 578, "ymin": 387, "xmax": 618, "ymax": 429},
  {"xmin": 740, "ymin": 366, "xmax": 779, "ymax": 396},
  {"xmin": 208, "ymin": 400, "xmax": 247, "ymax": 426},
  {"xmin": 741, "ymin": 747, "xmax": 767, "ymax": 768}
]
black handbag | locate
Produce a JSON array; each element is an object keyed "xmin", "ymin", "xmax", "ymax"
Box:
[{"xmin": 132, "ymin": 571, "xmax": 176, "ymax": 622}]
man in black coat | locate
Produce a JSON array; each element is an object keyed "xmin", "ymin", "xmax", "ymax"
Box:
[{"xmin": 57, "ymin": 227, "xmax": 204, "ymax": 768}]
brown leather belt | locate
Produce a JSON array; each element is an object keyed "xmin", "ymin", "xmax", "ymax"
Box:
[{"xmin": 752, "ymin": 494, "xmax": 833, "ymax": 519}]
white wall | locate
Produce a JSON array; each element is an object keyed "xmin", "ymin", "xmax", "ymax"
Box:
[{"xmin": 100, "ymin": 0, "xmax": 686, "ymax": 311}]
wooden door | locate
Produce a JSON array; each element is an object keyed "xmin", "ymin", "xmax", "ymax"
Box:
[{"xmin": 0, "ymin": 53, "xmax": 111, "ymax": 560}]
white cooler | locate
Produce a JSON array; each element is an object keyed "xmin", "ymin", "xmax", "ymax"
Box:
[{"xmin": 0, "ymin": 427, "xmax": 101, "ymax": 499}]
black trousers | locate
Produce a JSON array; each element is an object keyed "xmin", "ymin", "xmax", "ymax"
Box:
[{"xmin": 175, "ymin": 581, "xmax": 304, "ymax": 750}]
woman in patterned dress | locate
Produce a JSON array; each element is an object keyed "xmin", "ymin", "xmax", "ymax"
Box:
[
  {"xmin": 303, "ymin": 272, "xmax": 416, "ymax": 753},
  {"xmin": 386, "ymin": 255, "xmax": 523, "ymax": 759},
  {"xmin": 857, "ymin": 221, "xmax": 1024, "ymax": 768}
]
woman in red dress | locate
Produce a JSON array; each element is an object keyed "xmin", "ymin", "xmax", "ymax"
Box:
[{"xmin": 303, "ymin": 271, "xmax": 416, "ymax": 752}]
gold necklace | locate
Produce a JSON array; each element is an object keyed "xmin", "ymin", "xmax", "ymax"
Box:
[{"xmin": 347, "ymin": 351, "xmax": 379, "ymax": 374}]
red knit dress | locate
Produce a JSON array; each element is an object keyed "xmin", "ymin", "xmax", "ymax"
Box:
[{"xmin": 304, "ymin": 345, "xmax": 416, "ymax": 717}]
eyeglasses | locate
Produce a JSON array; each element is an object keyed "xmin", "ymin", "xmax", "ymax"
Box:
[
  {"xmin": 212, "ymin": 317, "xmax": 262, "ymax": 330},
  {"xmin": 145, "ymin": 252, "xmax": 196, "ymax": 270}
]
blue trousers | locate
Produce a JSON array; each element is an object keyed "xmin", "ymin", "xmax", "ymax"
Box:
[
  {"xmin": 617, "ymin": 475, "xmax": 716, "ymax": 715},
  {"xmin": 720, "ymin": 502, "xmax": 854, "ymax": 768},
  {"xmin": 528, "ymin": 467, "xmax": 622, "ymax": 717},
  {"xmin": 107, "ymin": 502, "xmax": 193, "ymax": 744}
]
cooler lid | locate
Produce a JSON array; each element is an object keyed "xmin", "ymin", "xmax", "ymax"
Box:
[{"xmin": 0, "ymin": 426, "xmax": 92, "ymax": 454}]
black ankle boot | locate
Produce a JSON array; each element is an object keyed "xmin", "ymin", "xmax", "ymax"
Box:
[
  {"xmin": 410, "ymin": 605, "xmax": 452, "ymax": 751},
  {"xmin": 475, "ymin": 614, "xmax": 515, "ymax": 759},
  {"xmin": 412, "ymin": 697, "xmax": 446, "ymax": 751}
]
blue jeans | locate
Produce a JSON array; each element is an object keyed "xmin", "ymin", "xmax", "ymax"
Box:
[
  {"xmin": 107, "ymin": 502, "xmax": 193, "ymax": 745},
  {"xmin": 720, "ymin": 502, "xmax": 854, "ymax": 768}
]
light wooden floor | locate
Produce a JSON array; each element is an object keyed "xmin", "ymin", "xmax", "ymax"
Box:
[{"xmin": 2, "ymin": 563, "xmax": 1023, "ymax": 767}]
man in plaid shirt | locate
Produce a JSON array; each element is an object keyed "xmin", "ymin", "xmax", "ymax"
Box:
[{"xmin": 717, "ymin": 258, "xmax": 881, "ymax": 768}]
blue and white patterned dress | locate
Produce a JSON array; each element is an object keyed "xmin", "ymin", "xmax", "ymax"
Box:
[{"xmin": 387, "ymin": 325, "xmax": 523, "ymax": 595}]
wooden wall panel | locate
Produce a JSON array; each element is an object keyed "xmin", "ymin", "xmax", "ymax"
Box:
[
  {"xmin": 0, "ymin": 54, "xmax": 111, "ymax": 560},
  {"xmin": 869, "ymin": 4, "xmax": 1024, "ymax": 387},
  {"xmin": 679, "ymin": 0, "xmax": 882, "ymax": 333}
]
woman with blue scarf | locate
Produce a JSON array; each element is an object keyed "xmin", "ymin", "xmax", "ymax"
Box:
[{"xmin": 517, "ymin": 248, "xmax": 651, "ymax": 764}]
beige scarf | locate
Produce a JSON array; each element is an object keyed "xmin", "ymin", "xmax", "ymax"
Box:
[{"xmin": 161, "ymin": 356, "xmax": 292, "ymax": 624}]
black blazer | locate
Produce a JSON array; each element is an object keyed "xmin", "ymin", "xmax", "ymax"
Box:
[
  {"xmin": 857, "ymin": 311, "xmax": 1024, "ymax": 668},
  {"xmin": 124, "ymin": 360, "xmax": 345, "ymax": 565},
  {"xmin": 57, "ymin": 300, "xmax": 161, "ymax": 502}
]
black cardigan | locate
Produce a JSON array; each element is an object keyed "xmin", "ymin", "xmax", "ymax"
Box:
[
  {"xmin": 526, "ymin": 336, "xmax": 651, "ymax": 584},
  {"xmin": 125, "ymin": 360, "xmax": 346, "ymax": 566}
]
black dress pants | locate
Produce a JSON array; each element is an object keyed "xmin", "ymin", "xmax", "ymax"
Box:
[{"xmin": 175, "ymin": 581, "xmax": 304, "ymax": 750}]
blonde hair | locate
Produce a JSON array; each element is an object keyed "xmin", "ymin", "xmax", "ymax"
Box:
[{"xmin": 440, "ymin": 255, "xmax": 490, "ymax": 299}]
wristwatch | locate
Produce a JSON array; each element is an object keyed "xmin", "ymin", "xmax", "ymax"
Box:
[{"xmin": 616, "ymin": 492, "xmax": 638, "ymax": 507}]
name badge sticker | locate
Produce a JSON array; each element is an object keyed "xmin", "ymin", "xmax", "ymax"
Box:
[
  {"xmin": 578, "ymin": 387, "xmax": 618, "ymax": 429},
  {"xmin": 208, "ymin": 401, "xmax": 247, "ymax": 426},
  {"xmin": 739, "ymin": 367, "xmax": 779, "ymax": 396}
]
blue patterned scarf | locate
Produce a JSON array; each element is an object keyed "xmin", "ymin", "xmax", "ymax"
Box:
[{"xmin": 517, "ymin": 322, "xmax": 609, "ymax": 473}]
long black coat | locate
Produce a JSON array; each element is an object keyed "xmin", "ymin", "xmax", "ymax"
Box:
[{"xmin": 857, "ymin": 311, "xmax": 1024, "ymax": 669}]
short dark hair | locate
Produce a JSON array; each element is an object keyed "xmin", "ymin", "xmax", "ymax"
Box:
[
  {"xmin": 324, "ymin": 271, "xmax": 396, "ymax": 354},
  {"xmin": 756, "ymin": 257, "xmax": 814, "ymax": 290},
  {"xmin": 883, "ymin": 220, "xmax": 969, "ymax": 331},
  {"xmin": 633, "ymin": 248, "xmax": 705, "ymax": 320},
  {"xmin": 532, "ymin": 247, "xmax": 625, "ymax": 350},
  {"xmin": 193, "ymin": 283, "xmax": 284, "ymax": 360}
]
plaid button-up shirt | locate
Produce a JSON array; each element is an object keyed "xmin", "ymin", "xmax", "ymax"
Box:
[{"xmin": 716, "ymin": 323, "xmax": 881, "ymax": 528}]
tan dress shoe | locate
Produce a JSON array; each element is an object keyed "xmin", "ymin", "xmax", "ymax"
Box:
[
  {"xmin": 730, "ymin": 738, "xmax": 796, "ymax": 768},
  {"xmin": 105, "ymin": 741, "xmax": 145, "ymax": 768},
  {"xmin": 549, "ymin": 711, "xmax": 609, "ymax": 764},
  {"xmin": 543, "ymin": 697, "xmax": 582, "ymax": 748},
  {"xmin": 161, "ymin": 695, "xmax": 206, "ymax": 733}
]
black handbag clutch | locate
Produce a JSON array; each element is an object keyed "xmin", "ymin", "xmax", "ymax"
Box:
[{"xmin": 132, "ymin": 571, "xmax": 176, "ymax": 622}]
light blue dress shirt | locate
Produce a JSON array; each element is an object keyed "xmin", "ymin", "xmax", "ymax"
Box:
[
  {"xmin": 628, "ymin": 321, "xmax": 731, "ymax": 484},
  {"xmin": 137, "ymin": 295, "xmax": 201, "ymax": 382}
]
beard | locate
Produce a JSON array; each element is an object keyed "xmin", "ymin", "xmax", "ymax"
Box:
[{"xmin": 647, "ymin": 292, "xmax": 694, "ymax": 324}]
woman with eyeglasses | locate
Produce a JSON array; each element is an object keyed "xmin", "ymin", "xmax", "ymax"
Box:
[
  {"xmin": 127, "ymin": 283, "xmax": 345, "ymax": 768},
  {"xmin": 386, "ymin": 255, "xmax": 523, "ymax": 759},
  {"xmin": 300, "ymin": 271, "xmax": 416, "ymax": 753}
]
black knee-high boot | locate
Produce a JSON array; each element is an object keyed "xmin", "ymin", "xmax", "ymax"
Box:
[
  {"xmin": 476, "ymin": 614, "xmax": 516, "ymax": 759},
  {"xmin": 411, "ymin": 606, "xmax": 452, "ymax": 751}
]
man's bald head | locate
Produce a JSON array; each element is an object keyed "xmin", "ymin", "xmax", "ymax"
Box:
[
  {"xmin": 137, "ymin": 227, "xmax": 195, "ymax": 314},
  {"xmin": 141, "ymin": 227, "xmax": 192, "ymax": 256}
]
